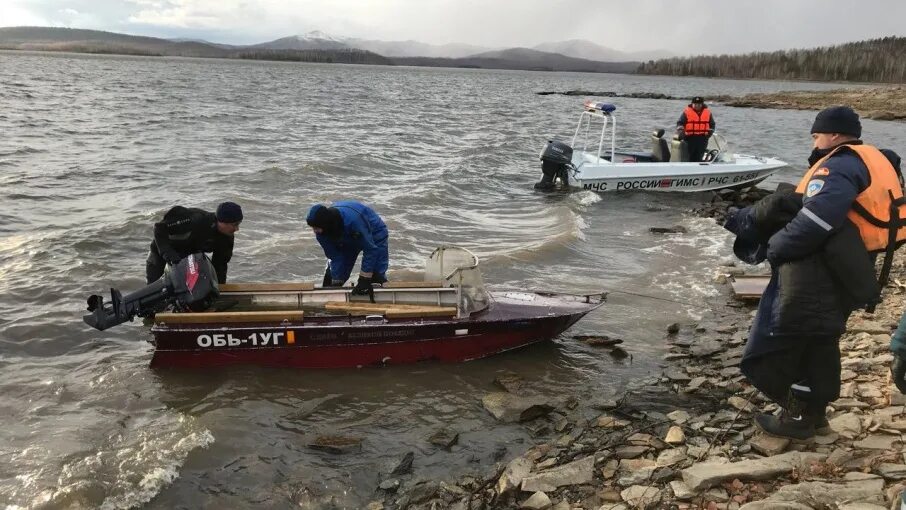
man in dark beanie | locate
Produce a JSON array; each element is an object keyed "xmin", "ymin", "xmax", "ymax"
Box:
[
  {"xmin": 676, "ymin": 96, "xmax": 716, "ymax": 161},
  {"xmin": 145, "ymin": 201, "xmax": 242, "ymax": 284},
  {"xmin": 306, "ymin": 200, "xmax": 389, "ymax": 295},
  {"xmin": 722, "ymin": 105, "xmax": 906, "ymax": 440}
]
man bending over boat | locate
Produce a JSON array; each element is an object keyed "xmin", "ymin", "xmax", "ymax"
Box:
[
  {"xmin": 146, "ymin": 202, "xmax": 242, "ymax": 284},
  {"xmin": 676, "ymin": 96, "xmax": 715, "ymax": 162},
  {"xmin": 306, "ymin": 201, "xmax": 389, "ymax": 296}
]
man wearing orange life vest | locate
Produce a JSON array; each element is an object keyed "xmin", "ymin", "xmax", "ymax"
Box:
[
  {"xmin": 676, "ymin": 96, "xmax": 715, "ymax": 162},
  {"xmin": 724, "ymin": 106, "xmax": 904, "ymax": 440}
]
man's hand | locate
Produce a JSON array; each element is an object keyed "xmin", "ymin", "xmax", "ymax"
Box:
[
  {"xmin": 892, "ymin": 354, "xmax": 906, "ymax": 394},
  {"xmin": 351, "ymin": 276, "xmax": 373, "ymax": 296}
]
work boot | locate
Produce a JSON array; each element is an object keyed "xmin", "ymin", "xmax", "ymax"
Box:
[{"xmin": 754, "ymin": 410, "xmax": 817, "ymax": 441}]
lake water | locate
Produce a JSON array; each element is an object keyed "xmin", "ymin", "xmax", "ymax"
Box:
[{"xmin": 1, "ymin": 51, "xmax": 904, "ymax": 509}]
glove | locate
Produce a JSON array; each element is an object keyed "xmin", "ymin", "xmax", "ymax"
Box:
[
  {"xmin": 892, "ymin": 354, "xmax": 906, "ymax": 394},
  {"xmin": 322, "ymin": 266, "xmax": 332, "ymax": 287},
  {"xmin": 351, "ymin": 276, "xmax": 373, "ymax": 296}
]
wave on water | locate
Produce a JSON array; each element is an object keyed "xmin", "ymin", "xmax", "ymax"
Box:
[{"xmin": 0, "ymin": 146, "xmax": 44, "ymax": 156}]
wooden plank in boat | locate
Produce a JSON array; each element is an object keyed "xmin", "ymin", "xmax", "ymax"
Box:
[
  {"xmin": 155, "ymin": 310, "xmax": 305, "ymax": 324},
  {"xmin": 323, "ymin": 302, "xmax": 456, "ymax": 318},
  {"xmin": 730, "ymin": 275, "xmax": 770, "ymax": 300},
  {"xmin": 219, "ymin": 282, "xmax": 315, "ymax": 292},
  {"xmin": 382, "ymin": 281, "xmax": 445, "ymax": 289},
  {"xmin": 384, "ymin": 308, "xmax": 457, "ymax": 318},
  {"xmin": 325, "ymin": 302, "xmax": 441, "ymax": 310}
]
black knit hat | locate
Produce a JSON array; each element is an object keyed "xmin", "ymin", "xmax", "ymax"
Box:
[
  {"xmin": 811, "ymin": 106, "xmax": 861, "ymax": 137},
  {"xmin": 691, "ymin": 96, "xmax": 705, "ymax": 104},
  {"xmin": 306, "ymin": 204, "xmax": 343, "ymax": 236},
  {"xmin": 216, "ymin": 201, "xmax": 243, "ymax": 223}
]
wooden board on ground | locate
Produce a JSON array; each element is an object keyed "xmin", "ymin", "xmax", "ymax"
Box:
[
  {"xmin": 324, "ymin": 301, "xmax": 457, "ymax": 318},
  {"xmin": 730, "ymin": 275, "xmax": 770, "ymax": 300},
  {"xmin": 220, "ymin": 282, "xmax": 315, "ymax": 292},
  {"xmin": 155, "ymin": 310, "xmax": 305, "ymax": 324},
  {"xmin": 382, "ymin": 281, "xmax": 445, "ymax": 289}
]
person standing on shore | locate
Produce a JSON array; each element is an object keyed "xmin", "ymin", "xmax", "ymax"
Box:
[
  {"xmin": 676, "ymin": 97, "xmax": 715, "ymax": 162},
  {"xmin": 723, "ymin": 106, "xmax": 906, "ymax": 440}
]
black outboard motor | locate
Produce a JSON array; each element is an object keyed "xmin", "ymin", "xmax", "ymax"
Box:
[
  {"xmin": 535, "ymin": 140, "xmax": 574, "ymax": 191},
  {"xmin": 83, "ymin": 253, "xmax": 220, "ymax": 331}
]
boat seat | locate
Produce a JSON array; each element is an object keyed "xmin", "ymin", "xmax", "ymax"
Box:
[
  {"xmin": 670, "ymin": 135, "xmax": 689, "ymax": 162},
  {"xmin": 650, "ymin": 129, "xmax": 671, "ymax": 162}
]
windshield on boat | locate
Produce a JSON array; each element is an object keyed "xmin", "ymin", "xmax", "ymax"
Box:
[
  {"xmin": 425, "ymin": 246, "xmax": 490, "ymax": 315},
  {"xmin": 708, "ymin": 134, "xmax": 735, "ymax": 163}
]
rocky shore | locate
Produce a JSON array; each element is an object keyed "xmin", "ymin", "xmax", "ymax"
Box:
[
  {"xmin": 347, "ymin": 188, "xmax": 906, "ymax": 510},
  {"xmin": 722, "ymin": 87, "xmax": 906, "ymax": 121},
  {"xmin": 536, "ymin": 87, "xmax": 906, "ymax": 121}
]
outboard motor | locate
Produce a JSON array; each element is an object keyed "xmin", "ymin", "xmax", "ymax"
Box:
[
  {"xmin": 535, "ymin": 140, "xmax": 574, "ymax": 190},
  {"xmin": 83, "ymin": 253, "xmax": 219, "ymax": 331}
]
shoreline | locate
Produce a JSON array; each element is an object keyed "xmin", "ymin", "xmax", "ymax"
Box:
[
  {"xmin": 536, "ymin": 87, "xmax": 906, "ymax": 121},
  {"xmin": 361, "ymin": 189, "xmax": 906, "ymax": 510}
]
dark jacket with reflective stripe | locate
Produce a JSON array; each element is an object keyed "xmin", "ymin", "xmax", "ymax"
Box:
[
  {"xmin": 153, "ymin": 206, "xmax": 233, "ymax": 283},
  {"xmin": 724, "ymin": 149, "xmax": 874, "ymax": 356}
]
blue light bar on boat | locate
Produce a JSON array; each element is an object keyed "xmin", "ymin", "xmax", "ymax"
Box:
[{"xmin": 583, "ymin": 100, "xmax": 616, "ymax": 113}]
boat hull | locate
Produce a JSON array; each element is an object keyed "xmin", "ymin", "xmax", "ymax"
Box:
[
  {"xmin": 149, "ymin": 291, "xmax": 602, "ymax": 369},
  {"xmin": 570, "ymin": 152, "xmax": 787, "ymax": 192}
]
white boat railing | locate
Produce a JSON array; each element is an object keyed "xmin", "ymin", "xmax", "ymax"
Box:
[{"xmin": 572, "ymin": 107, "xmax": 616, "ymax": 163}]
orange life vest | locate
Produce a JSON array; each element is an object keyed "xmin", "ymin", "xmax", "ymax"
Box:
[
  {"xmin": 683, "ymin": 106, "xmax": 711, "ymax": 135},
  {"xmin": 795, "ymin": 144, "xmax": 906, "ymax": 253}
]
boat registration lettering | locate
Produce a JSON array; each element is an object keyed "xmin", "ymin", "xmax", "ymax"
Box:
[
  {"xmin": 196, "ymin": 332, "xmax": 284, "ymax": 348},
  {"xmin": 731, "ymin": 171, "xmax": 758, "ymax": 183}
]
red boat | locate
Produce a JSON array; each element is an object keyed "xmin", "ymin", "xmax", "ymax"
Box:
[{"xmin": 149, "ymin": 247, "xmax": 605, "ymax": 368}]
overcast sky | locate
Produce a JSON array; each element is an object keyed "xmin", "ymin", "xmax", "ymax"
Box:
[{"xmin": 3, "ymin": 0, "xmax": 905, "ymax": 54}]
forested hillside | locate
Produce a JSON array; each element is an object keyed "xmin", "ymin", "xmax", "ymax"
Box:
[{"xmin": 637, "ymin": 37, "xmax": 906, "ymax": 83}]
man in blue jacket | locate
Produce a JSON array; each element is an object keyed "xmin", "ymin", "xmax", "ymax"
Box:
[
  {"xmin": 724, "ymin": 106, "xmax": 903, "ymax": 440},
  {"xmin": 306, "ymin": 201, "xmax": 389, "ymax": 296}
]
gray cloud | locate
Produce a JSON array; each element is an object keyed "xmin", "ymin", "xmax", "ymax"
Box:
[{"xmin": 3, "ymin": 0, "xmax": 905, "ymax": 54}]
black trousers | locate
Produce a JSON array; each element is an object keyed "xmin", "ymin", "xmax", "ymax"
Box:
[
  {"xmin": 740, "ymin": 335, "xmax": 841, "ymax": 414},
  {"xmin": 685, "ymin": 135, "xmax": 709, "ymax": 162}
]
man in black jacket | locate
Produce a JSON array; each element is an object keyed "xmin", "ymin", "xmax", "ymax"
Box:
[{"xmin": 146, "ymin": 202, "xmax": 242, "ymax": 284}]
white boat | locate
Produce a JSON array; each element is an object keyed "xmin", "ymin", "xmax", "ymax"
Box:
[{"xmin": 535, "ymin": 100, "xmax": 788, "ymax": 192}]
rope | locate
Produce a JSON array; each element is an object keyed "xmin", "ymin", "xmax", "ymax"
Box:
[{"xmin": 605, "ymin": 288, "xmax": 698, "ymax": 307}]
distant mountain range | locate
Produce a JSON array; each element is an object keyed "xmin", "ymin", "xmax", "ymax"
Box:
[
  {"xmin": 0, "ymin": 26, "xmax": 652, "ymax": 73},
  {"xmin": 249, "ymin": 30, "xmax": 671, "ymax": 61}
]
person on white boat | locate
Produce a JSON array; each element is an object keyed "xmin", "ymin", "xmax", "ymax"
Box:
[{"xmin": 676, "ymin": 97, "xmax": 715, "ymax": 162}]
